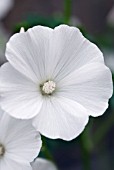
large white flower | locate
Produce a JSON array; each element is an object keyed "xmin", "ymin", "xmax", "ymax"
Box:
[
  {"xmin": 31, "ymin": 158, "xmax": 57, "ymax": 170},
  {"xmin": 0, "ymin": 0, "xmax": 14, "ymax": 19},
  {"xmin": 0, "ymin": 107, "xmax": 42, "ymax": 170},
  {"xmin": 0, "ymin": 25, "xmax": 113, "ymax": 141}
]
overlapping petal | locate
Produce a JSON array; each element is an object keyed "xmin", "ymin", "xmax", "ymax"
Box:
[
  {"xmin": 0, "ymin": 63, "xmax": 43, "ymax": 119},
  {"xmin": 46, "ymin": 25, "xmax": 104, "ymax": 81},
  {"xmin": 57, "ymin": 62, "xmax": 113, "ymax": 117},
  {"xmin": 33, "ymin": 97, "xmax": 88, "ymax": 141},
  {"xmin": 6, "ymin": 25, "xmax": 104, "ymax": 82},
  {"xmin": 6, "ymin": 26, "xmax": 53, "ymax": 82}
]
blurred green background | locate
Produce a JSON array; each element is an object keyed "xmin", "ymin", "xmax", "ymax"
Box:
[{"xmin": 0, "ymin": 0, "xmax": 114, "ymax": 170}]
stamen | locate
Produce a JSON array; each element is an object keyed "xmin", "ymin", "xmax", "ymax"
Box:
[{"xmin": 41, "ymin": 80, "xmax": 56, "ymax": 95}]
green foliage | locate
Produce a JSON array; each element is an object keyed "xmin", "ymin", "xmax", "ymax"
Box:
[{"xmin": 14, "ymin": 15, "xmax": 63, "ymax": 33}]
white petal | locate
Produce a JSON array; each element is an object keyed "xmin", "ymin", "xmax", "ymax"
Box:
[
  {"xmin": 6, "ymin": 26, "xmax": 53, "ymax": 82},
  {"xmin": 0, "ymin": 63, "xmax": 43, "ymax": 119},
  {"xmin": 47, "ymin": 25, "xmax": 104, "ymax": 81},
  {"xmin": 0, "ymin": 157, "xmax": 32, "ymax": 170},
  {"xmin": 58, "ymin": 63, "xmax": 113, "ymax": 117},
  {"xmin": 31, "ymin": 158, "xmax": 57, "ymax": 170},
  {"xmin": 33, "ymin": 97, "xmax": 89, "ymax": 141},
  {"xmin": 0, "ymin": 0, "xmax": 14, "ymax": 19},
  {"xmin": 0, "ymin": 110, "xmax": 42, "ymax": 163},
  {"xmin": 6, "ymin": 25, "xmax": 104, "ymax": 82}
]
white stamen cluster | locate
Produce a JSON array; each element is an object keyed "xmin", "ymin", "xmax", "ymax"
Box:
[
  {"xmin": 42, "ymin": 80, "xmax": 56, "ymax": 95},
  {"xmin": 0, "ymin": 144, "xmax": 5, "ymax": 156}
]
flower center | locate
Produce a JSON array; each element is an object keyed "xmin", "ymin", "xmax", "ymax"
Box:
[
  {"xmin": 41, "ymin": 80, "xmax": 56, "ymax": 95},
  {"xmin": 0, "ymin": 144, "xmax": 5, "ymax": 157}
]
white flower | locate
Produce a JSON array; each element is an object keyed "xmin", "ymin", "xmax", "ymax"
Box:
[
  {"xmin": 0, "ymin": 25, "xmax": 113, "ymax": 141},
  {"xmin": 31, "ymin": 158, "xmax": 57, "ymax": 170},
  {"xmin": 69, "ymin": 16, "xmax": 82, "ymax": 27},
  {"xmin": 0, "ymin": 25, "xmax": 22, "ymax": 66},
  {"xmin": 0, "ymin": 0, "xmax": 14, "ymax": 19},
  {"xmin": 0, "ymin": 107, "xmax": 42, "ymax": 170},
  {"xmin": 107, "ymin": 6, "xmax": 114, "ymax": 26},
  {"xmin": 0, "ymin": 24, "xmax": 9, "ymax": 65},
  {"xmin": 103, "ymin": 49, "xmax": 114, "ymax": 73}
]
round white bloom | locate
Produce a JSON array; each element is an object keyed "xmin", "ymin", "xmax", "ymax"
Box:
[
  {"xmin": 0, "ymin": 0, "xmax": 14, "ymax": 19},
  {"xmin": 0, "ymin": 25, "xmax": 113, "ymax": 141},
  {"xmin": 31, "ymin": 158, "xmax": 57, "ymax": 170},
  {"xmin": 0, "ymin": 108, "xmax": 42, "ymax": 170}
]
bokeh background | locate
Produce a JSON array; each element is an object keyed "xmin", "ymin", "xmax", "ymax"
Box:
[{"xmin": 0, "ymin": 0, "xmax": 114, "ymax": 170}]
